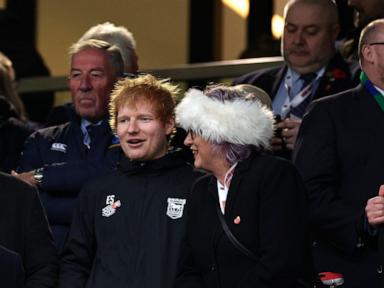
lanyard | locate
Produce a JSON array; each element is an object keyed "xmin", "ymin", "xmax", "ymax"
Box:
[
  {"xmin": 281, "ymin": 72, "xmax": 321, "ymax": 118},
  {"xmin": 360, "ymin": 71, "xmax": 384, "ymax": 113}
]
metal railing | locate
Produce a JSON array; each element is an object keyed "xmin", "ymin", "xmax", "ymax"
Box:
[{"xmin": 17, "ymin": 56, "xmax": 283, "ymax": 94}]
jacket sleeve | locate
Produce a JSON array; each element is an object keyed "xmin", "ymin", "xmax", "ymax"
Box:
[
  {"xmin": 40, "ymin": 153, "xmax": 118, "ymax": 195},
  {"xmin": 293, "ymin": 100, "xmax": 360, "ymax": 253},
  {"xmin": 18, "ymin": 130, "xmax": 120, "ymax": 196},
  {"xmin": 59, "ymin": 184, "xmax": 96, "ymax": 288},
  {"xmin": 24, "ymin": 187, "xmax": 59, "ymax": 288}
]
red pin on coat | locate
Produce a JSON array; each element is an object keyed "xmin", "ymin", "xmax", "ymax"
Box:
[{"xmin": 233, "ymin": 216, "xmax": 241, "ymax": 225}]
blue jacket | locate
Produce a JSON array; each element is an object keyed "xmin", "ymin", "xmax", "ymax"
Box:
[{"xmin": 18, "ymin": 112, "xmax": 120, "ymax": 252}]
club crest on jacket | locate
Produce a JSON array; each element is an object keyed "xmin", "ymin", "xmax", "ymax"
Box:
[{"xmin": 166, "ymin": 198, "xmax": 186, "ymax": 219}]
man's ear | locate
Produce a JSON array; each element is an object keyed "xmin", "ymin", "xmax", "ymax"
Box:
[
  {"xmin": 165, "ymin": 117, "xmax": 175, "ymax": 135},
  {"xmin": 362, "ymin": 44, "xmax": 375, "ymax": 64}
]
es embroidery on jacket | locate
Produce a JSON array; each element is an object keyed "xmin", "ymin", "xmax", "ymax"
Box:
[
  {"xmin": 50, "ymin": 143, "xmax": 67, "ymax": 153},
  {"xmin": 166, "ymin": 198, "xmax": 186, "ymax": 219},
  {"xmin": 102, "ymin": 195, "xmax": 121, "ymax": 217}
]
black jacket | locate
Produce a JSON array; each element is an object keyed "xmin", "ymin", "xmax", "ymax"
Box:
[
  {"xmin": 0, "ymin": 245, "xmax": 24, "ymax": 288},
  {"xmin": 18, "ymin": 111, "xmax": 120, "ymax": 252},
  {"xmin": 0, "ymin": 172, "xmax": 59, "ymax": 288},
  {"xmin": 293, "ymin": 85, "xmax": 384, "ymax": 287},
  {"xmin": 176, "ymin": 152, "xmax": 310, "ymax": 288},
  {"xmin": 60, "ymin": 150, "xmax": 202, "ymax": 288}
]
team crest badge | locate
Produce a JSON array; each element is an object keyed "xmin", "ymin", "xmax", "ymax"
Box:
[
  {"xmin": 102, "ymin": 195, "xmax": 121, "ymax": 217},
  {"xmin": 166, "ymin": 198, "xmax": 186, "ymax": 219}
]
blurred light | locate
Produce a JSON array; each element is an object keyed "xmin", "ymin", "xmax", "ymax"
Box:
[
  {"xmin": 222, "ymin": 0, "xmax": 249, "ymax": 18},
  {"xmin": 272, "ymin": 14, "xmax": 284, "ymax": 39}
]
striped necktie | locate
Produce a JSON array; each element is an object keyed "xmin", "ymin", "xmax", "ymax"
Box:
[{"xmin": 290, "ymin": 73, "xmax": 317, "ymax": 118}]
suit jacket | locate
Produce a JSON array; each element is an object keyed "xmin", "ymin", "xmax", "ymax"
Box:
[
  {"xmin": 293, "ymin": 84, "xmax": 384, "ymax": 287},
  {"xmin": 175, "ymin": 152, "xmax": 310, "ymax": 288},
  {"xmin": 0, "ymin": 172, "xmax": 59, "ymax": 287},
  {"xmin": 233, "ymin": 53, "xmax": 353, "ymax": 104},
  {"xmin": 234, "ymin": 53, "xmax": 354, "ymax": 160}
]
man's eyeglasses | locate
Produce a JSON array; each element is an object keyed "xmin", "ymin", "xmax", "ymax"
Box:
[{"xmin": 369, "ymin": 42, "xmax": 384, "ymax": 46}]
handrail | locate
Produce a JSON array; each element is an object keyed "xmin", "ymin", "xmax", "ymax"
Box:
[{"xmin": 17, "ymin": 56, "xmax": 284, "ymax": 94}]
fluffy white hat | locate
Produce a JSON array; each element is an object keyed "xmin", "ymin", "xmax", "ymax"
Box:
[{"xmin": 175, "ymin": 88, "xmax": 274, "ymax": 148}]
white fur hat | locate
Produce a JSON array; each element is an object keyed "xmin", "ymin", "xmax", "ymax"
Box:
[{"xmin": 175, "ymin": 88, "xmax": 274, "ymax": 148}]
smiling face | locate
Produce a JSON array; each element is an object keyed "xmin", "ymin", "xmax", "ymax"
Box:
[
  {"xmin": 282, "ymin": 1, "xmax": 339, "ymax": 74},
  {"xmin": 69, "ymin": 47, "xmax": 118, "ymax": 122},
  {"xmin": 184, "ymin": 131, "xmax": 228, "ymax": 175},
  {"xmin": 116, "ymin": 99, "xmax": 174, "ymax": 161}
]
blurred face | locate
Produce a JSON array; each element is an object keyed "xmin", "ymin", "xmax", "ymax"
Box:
[
  {"xmin": 348, "ymin": 0, "xmax": 384, "ymax": 27},
  {"xmin": 69, "ymin": 48, "xmax": 118, "ymax": 122},
  {"xmin": 282, "ymin": 2, "xmax": 339, "ymax": 74},
  {"xmin": 116, "ymin": 99, "xmax": 174, "ymax": 161},
  {"xmin": 184, "ymin": 131, "xmax": 225, "ymax": 173}
]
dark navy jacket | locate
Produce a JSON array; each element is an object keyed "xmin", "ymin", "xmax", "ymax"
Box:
[
  {"xmin": 18, "ymin": 112, "xmax": 120, "ymax": 252},
  {"xmin": 60, "ymin": 151, "xmax": 202, "ymax": 288}
]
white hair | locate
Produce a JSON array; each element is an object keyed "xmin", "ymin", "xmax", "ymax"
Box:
[{"xmin": 79, "ymin": 22, "xmax": 137, "ymax": 73}]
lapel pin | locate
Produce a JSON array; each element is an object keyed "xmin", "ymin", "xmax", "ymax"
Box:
[{"xmin": 234, "ymin": 216, "xmax": 241, "ymax": 225}]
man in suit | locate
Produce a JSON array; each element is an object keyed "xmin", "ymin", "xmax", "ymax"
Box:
[
  {"xmin": 0, "ymin": 172, "xmax": 59, "ymax": 287},
  {"xmin": 13, "ymin": 39, "xmax": 124, "ymax": 253},
  {"xmin": 293, "ymin": 19, "xmax": 384, "ymax": 287},
  {"xmin": 234, "ymin": 0, "xmax": 353, "ymax": 158}
]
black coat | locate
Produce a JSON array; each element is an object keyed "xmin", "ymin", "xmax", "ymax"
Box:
[
  {"xmin": 0, "ymin": 172, "xmax": 59, "ymax": 288},
  {"xmin": 60, "ymin": 151, "xmax": 202, "ymax": 288},
  {"xmin": 293, "ymin": 84, "xmax": 384, "ymax": 287},
  {"xmin": 0, "ymin": 97, "xmax": 32, "ymax": 173},
  {"xmin": 176, "ymin": 152, "xmax": 310, "ymax": 288}
]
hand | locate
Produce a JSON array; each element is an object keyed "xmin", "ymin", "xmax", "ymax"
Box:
[
  {"xmin": 271, "ymin": 136, "xmax": 285, "ymax": 152},
  {"xmin": 11, "ymin": 170, "xmax": 39, "ymax": 188},
  {"xmin": 278, "ymin": 118, "xmax": 302, "ymax": 150},
  {"xmin": 365, "ymin": 185, "xmax": 384, "ymax": 227}
]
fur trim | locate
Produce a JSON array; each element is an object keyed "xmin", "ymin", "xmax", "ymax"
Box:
[{"xmin": 175, "ymin": 89, "xmax": 274, "ymax": 148}]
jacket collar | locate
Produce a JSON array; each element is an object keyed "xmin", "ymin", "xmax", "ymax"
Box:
[
  {"xmin": 207, "ymin": 149, "xmax": 259, "ymax": 216},
  {"xmin": 118, "ymin": 148, "xmax": 187, "ymax": 175}
]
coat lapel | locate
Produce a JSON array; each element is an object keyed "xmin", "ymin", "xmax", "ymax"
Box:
[
  {"xmin": 224, "ymin": 155, "xmax": 253, "ymax": 219},
  {"xmin": 356, "ymin": 85, "xmax": 384, "ymax": 143},
  {"xmin": 270, "ymin": 66, "xmax": 287, "ymax": 101}
]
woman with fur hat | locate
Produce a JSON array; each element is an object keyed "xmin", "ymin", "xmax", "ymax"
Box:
[{"xmin": 175, "ymin": 85, "xmax": 311, "ymax": 288}]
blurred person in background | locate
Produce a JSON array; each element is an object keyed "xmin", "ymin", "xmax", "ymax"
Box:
[
  {"xmin": 0, "ymin": 52, "xmax": 34, "ymax": 173},
  {"xmin": 234, "ymin": 0, "xmax": 353, "ymax": 159}
]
